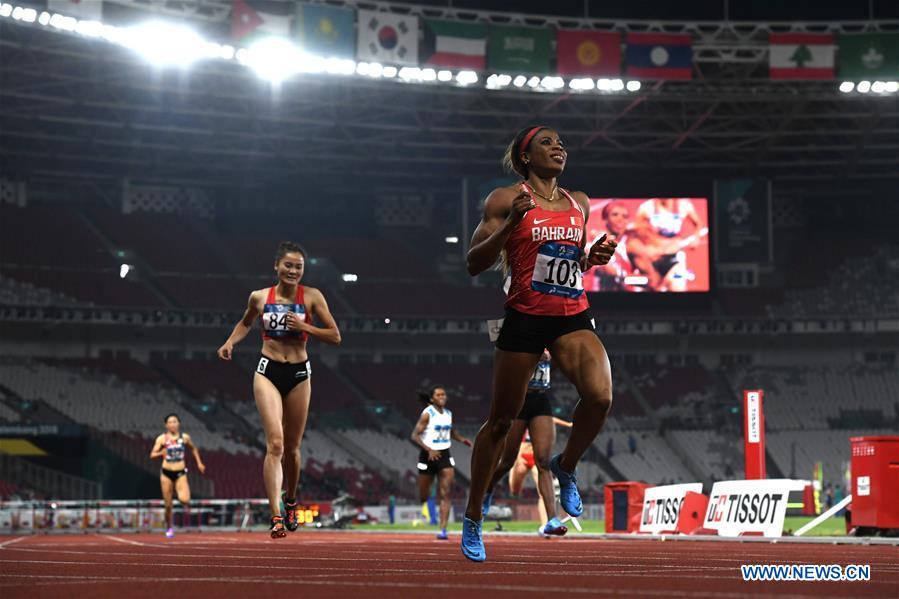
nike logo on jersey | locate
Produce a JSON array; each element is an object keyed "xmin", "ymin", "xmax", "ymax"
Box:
[{"xmin": 533, "ymin": 218, "xmax": 551, "ymax": 224}]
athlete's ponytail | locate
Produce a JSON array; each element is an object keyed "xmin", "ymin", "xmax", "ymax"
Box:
[{"xmin": 417, "ymin": 385, "xmax": 444, "ymax": 405}]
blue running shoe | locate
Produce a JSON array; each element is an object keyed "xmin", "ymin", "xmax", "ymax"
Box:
[
  {"xmin": 482, "ymin": 489, "xmax": 494, "ymax": 520},
  {"xmin": 550, "ymin": 454, "xmax": 583, "ymax": 517},
  {"xmin": 436, "ymin": 528, "xmax": 448, "ymax": 540},
  {"xmin": 541, "ymin": 517, "xmax": 568, "ymax": 537},
  {"xmin": 460, "ymin": 516, "xmax": 486, "ymax": 562}
]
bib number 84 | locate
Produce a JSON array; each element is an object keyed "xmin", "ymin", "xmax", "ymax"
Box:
[{"xmin": 267, "ymin": 313, "xmax": 288, "ymax": 330}]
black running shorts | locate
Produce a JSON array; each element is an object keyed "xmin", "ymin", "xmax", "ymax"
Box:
[
  {"xmin": 256, "ymin": 355, "xmax": 311, "ymax": 396},
  {"xmin": 495, "ymin": 308, "xmax": 595, "ymax": 354}
]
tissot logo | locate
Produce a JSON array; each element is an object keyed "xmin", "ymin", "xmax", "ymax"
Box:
[
  {"xmin": 705, "ymin": 493, "xmax": 784, "ymax": 525},
  {"xmin": 641, "ymin": 497, "xmax": 684, "ymax": 526}
]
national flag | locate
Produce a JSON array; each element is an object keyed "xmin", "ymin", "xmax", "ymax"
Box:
[
  {"xmin": 297, "ymin": 3, "xmax": 355, "ymax": 59},
  {"xmin": 556, "ymin": 30, "xmax": 620, "ymax": 76},
  {"xmin": 487, "ymin": 25, "xmax": 552, "ymax": 74},
  {"xmin": 231, "ymin": 0, "xmax": 292, "ymax": 43},
  {"xmin": 357, "ymin": 10, "xmax": 419, "ymax": 66},
  {"xmin": 625, "ymin": 33, "xmax": 692, "ymax": 79},
  {"xmin": 838, "ymin": 33, "xmax": 899, "ymax": 80},
  {"xmin": 769, "ymin": 33, "xmax": 835, "ymax": 80},
  {"xmin": 422, "ymin": 19, "xmax": 487, "ymax": 70},
  {"xmin": 47, "ymin": 0, "xmax": 102, "ymax": 20}
]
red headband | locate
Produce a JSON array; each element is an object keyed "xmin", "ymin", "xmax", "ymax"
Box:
[{"xmin": 519, "ymin": 126, "xmax": 548, "ymax": 154}]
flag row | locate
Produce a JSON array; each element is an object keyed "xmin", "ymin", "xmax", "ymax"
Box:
[
  {"xmin": 46, "ymin": 0, "xmax": 899, "ymax": 80},
  {"xmin": 238, "ymin": 1, "xmax": 897, "ymax": 81}
]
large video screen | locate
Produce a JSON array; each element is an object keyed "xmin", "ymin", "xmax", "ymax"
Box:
[{"xmin": 583, "ymin": 198, "xmax": 710, "ymax": 293}]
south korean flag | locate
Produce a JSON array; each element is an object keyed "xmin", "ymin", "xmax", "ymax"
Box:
[{"xmin": 357, "ymin": 10, "xmax": 419, "ymax": 66}]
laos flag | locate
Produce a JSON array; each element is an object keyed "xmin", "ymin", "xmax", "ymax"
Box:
[{"xmin": 625, "ymin": 33, "xmax": 693, "ymax": 79}]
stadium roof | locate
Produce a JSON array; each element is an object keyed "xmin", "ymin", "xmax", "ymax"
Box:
[{"xmin": 0, "ymin": 3, "xmax": 897, "ymax": 197}]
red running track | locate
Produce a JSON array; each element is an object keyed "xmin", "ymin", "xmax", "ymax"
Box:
[{"xmin": 1, "ymin": 531, "xmax": 897, "ymax": 598}]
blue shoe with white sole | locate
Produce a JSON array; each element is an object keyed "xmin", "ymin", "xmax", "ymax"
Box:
[
  {"xmin": 460, "ymin": 516, "xmax": 486, "ymax": 562},
  {"xmin": 541, "ymin": 517, "xmax": 568, "ymax": 536},
  {"xmin": 550, "ymin": 454, "xmax": 583, "ymax": 517}
]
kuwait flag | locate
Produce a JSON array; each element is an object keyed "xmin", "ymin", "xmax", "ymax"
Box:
[
  {"xmin": 422, "ymin": 20, "xmax": 487, "ymax": 69},
  {"xmin": 556, "ymin": 30, "xmax": 621, "ymax": 76},
  {"xmin": 625, "ymin": 33, "xmax": 692, "ymax": 79},
  {"xmin": 357, "ymin": 10, "xmax": 419, "ymax": 66},
  {"xmin": 231, "ymin": 0, "xmax": 292, "ymax": 43},
  {"xmin": 769, "ymin": 33, "xmax": 835, "ymax": 80}
]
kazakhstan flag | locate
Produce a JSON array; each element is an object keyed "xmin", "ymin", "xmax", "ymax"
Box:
[{"xmin": 297, "ymin": 3, "xmax": 355, "ymax": 59}]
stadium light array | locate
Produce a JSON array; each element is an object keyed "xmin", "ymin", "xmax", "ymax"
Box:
[
  {"xmin": 239, "ymin": 37, "xmax": 303, "ymax": 82},
  {"xmin": 445, "ymin": 236, "xmax": 459, "ymax": 244},
  {"xmin": 125, "ymin": 21, "xmax": 212, "ymax": 67},
  {"xmin": 17, "ymin": 3, "xmax": 897, "ymax": 98},
  {"xmin": 341, "ymin": 273, "xmax": 359, "ymax": 283}
]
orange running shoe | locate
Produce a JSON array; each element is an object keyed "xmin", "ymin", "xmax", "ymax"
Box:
[
  {"xmin": 270, "ymin": 516, "xmax": 287, "ymax": 539},
  {"xmin": 284, "ymin": 497, "xmax": 299, "ymax": 532}
]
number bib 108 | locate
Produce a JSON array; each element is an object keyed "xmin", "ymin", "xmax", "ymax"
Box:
[
  {"xmin": 263, "ymin": 303, "xmax": 304, "ymax": 338},
  {"xmin": 531, "ymin": 242, "xmax": 584, "ymax": 299}
]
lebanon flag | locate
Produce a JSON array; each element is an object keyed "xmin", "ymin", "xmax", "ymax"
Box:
[
  {"xmin": 769, "ymin": 33, "xmax": 835, "ymax": 80},
  {"xmin": 357, "ymin": 10, "xmax": 419, "ymax": 66},
  {"xmin": 556, "ymin": 30, "xmax": 621, "ymax": 76}
]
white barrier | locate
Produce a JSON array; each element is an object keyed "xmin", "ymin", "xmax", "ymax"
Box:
[
  {"xmin": 639, "ymin": 483, "xmax": 704, "ymax": 534},
  {"xmin": 703, "ymin": 479, "xmax": 807, "ymax": 537}
]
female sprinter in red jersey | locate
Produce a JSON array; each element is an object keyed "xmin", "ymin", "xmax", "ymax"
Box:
[
  {"xmin": 461, "ymin": 126, "xmax": 617, "ymax": 561},
  {"xmin": 149, "ymin": 413, "xmax": 205, "ymax": 538},
  {"xmin": 410, "ymin": 386, "xmax": 472, "ymax": 540},
  {"xmin": 217, "ymin": 241, "xmax": 341, "ymax": 538}
]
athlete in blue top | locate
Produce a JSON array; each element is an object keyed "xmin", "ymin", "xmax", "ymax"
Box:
[{"xmin": 410, "ymin": 386, "xmax": 472, "ymax": 540}]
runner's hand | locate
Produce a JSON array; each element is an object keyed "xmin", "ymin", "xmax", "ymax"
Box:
[
  {"xmin": 586, "ymin": 234, "xmax": 618, "ymax": 267},
  {"xmin": 508, "ymin": 184, "xmax": 536, "ymax": 225},
  {"xmin": 217, "ymin": 342, "xmax": 233, "ymax": 361}
]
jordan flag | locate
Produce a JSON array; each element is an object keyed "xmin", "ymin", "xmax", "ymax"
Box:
[
  {"xmin": 357, "ymin": 10, "xmax": 419, "ymax": 66},
  {"xmin": 231, "ymin": 0, "xmax": 292, "ymax": 43},
  {"xmin": 556, "ymin": 30, "xmax": 621, "ymax": 76},
  {"xmin": 769, "ymin": 33, "xmax": 835, "ymax": 80}
]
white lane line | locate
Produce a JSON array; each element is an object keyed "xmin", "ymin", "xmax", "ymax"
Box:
[
  {"xmin": 0, "ymin": 537, "xmax": 28, "ymax": 549},
  {"xmin": 0, "ymin": 574, "xmax": 783, "ymax": 597},
  {"xmin": 105, "ymin": 535, "xmax": 152, "ymax": 547}
]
